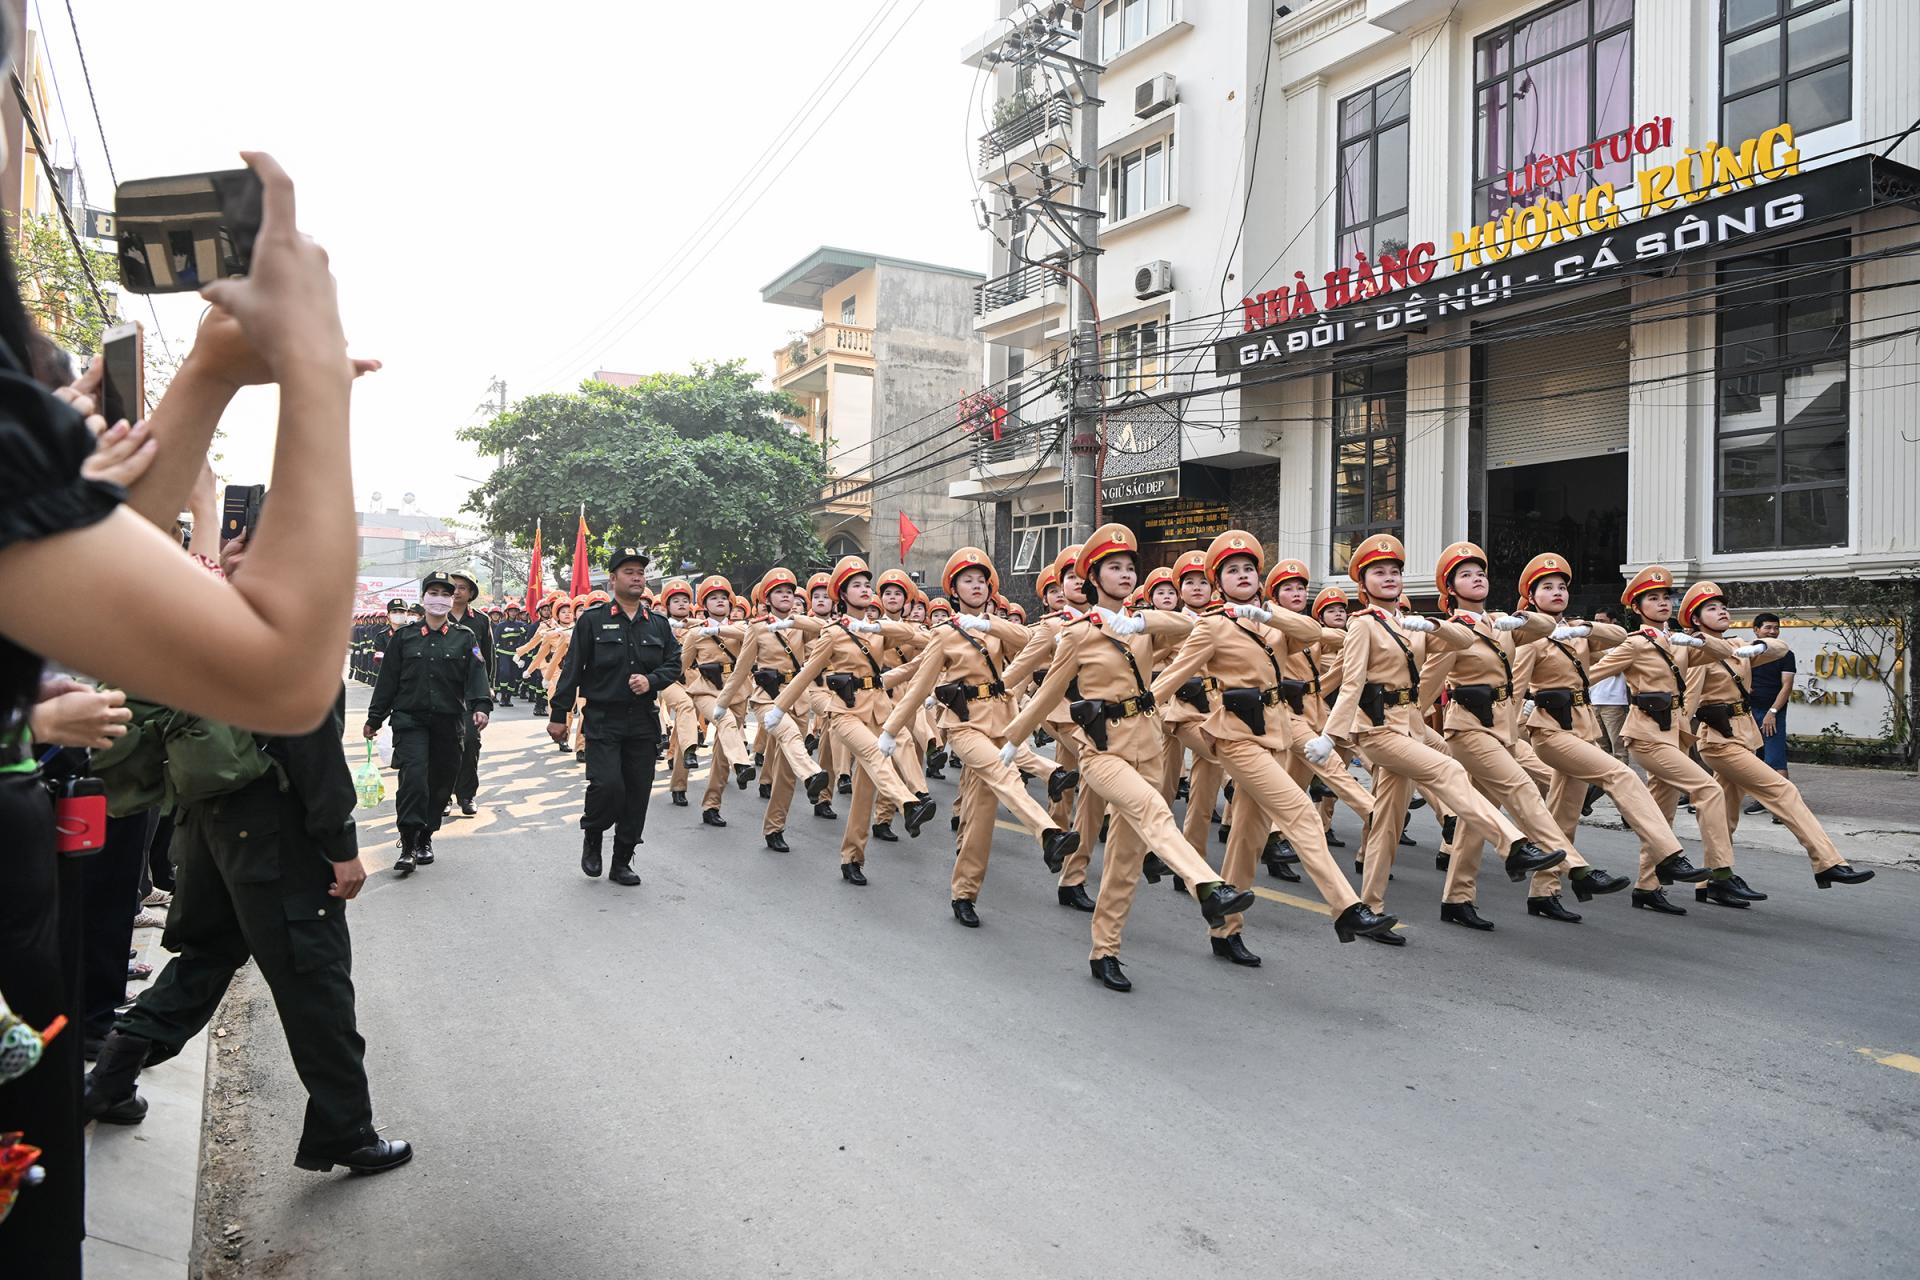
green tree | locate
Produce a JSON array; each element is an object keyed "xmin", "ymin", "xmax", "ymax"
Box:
[
  {"xmin": 458, "ymin": 361, "xmax": 827, "ymax": 579},
  {"xmin": 15, "ymin": 212, "xmax": 118, "ymax": 353}
]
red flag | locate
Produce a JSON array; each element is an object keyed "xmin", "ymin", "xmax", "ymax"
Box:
[
  {"xmin": 898, "ymin": 511, "xmax": 920, "ymax": 563},
  {"xmin": 570, "ymin": 505, "xmax": 591, "ymax": 596},
  {"xmin": 524, "ymin": 519, "xmax": 544, "ymax": 615}
]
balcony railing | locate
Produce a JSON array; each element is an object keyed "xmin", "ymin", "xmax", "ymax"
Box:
[
  {"xmin": 776, "ymin": 323, "xmax": 875, "ymax": 377},
  {"xmin": 977, "ymin": 94, "xmax": 1074, "ymax": 168},
  {"xmin": 972, "ymin": 419, "xmax": 1058, "ymax": 469},
  {"xmin": 820, "ymin": 473, "xmax": 871, "ymax": 513},
  {"xmin": 973, "ymin": 262, "xmax": 1065, "ymax": 316}
]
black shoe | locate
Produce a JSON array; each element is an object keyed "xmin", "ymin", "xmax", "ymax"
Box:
[
  {"xmin": 841, "ymin": 862, "xmax": 868, "ymax": 886},
  {"xmin": 294, "ymin": 1137, "xmax": 414, "ymax": 1175},
  {"xmin": 1503, "ymin": 841, "xmax": 1564, "ymax": 881},
  {"xmin": 1743, "ymin": 798, "xmax": 1766, "ymax": 816},
  {"xmin": 1632, "ymin": 887, "xmax": 1688, "ymax": 915},
  {"xmin": 1409, "ymin": 795, "xmax": 1428, "ymax": 811},
  {"xmin": 1265, "ymin": 832, "xmax": 1300, "ymax": 864},
  {"xmin": 1440, "ymin": 813, "xmax": 1457, "ymax": 843},
  {"xmin": 702, "ymin": 808, "xmax": 727, "ymax": 828},
  {"xmin": 1527, "ymin": 894, "xmax": 1583, "ymax": 923},
  {"xmin": 1570, "ymin": 868, "xmax": 1630, "ymax": 901},
  {"xmin": 838, "ymin": 774, "xmax": 853, "ymax": 795},
  {"xmin": 1333, "ymin": 902, "xmax": 1399, "ymax": 944},
  {"xmin": 459, "ymin": 799, "xmax": 476, "ymax": 817},
  {"xmin": 1047, "ymin": 767, "xmax": 1080, "ymax": 801},
  {"xmin": 581, "ymin": 832, "xmax": 604, "ymax": 879},
  {"xmin": 1089, "ymin": 956, "xmax": 1131, "ymax": 992},
  {"xmin": 950, "ymin": 813, "xmax": 960, "ymax": 832},
  {"xmin": 734, "ymin": 763, "xmax": 757, "ymax": 790},
  {"xmin": 925, "ymin": 767, "xmax": 946, "ymax": 781},
  {"xmin": 1210, "ymin": 934, "xmax": 1262, "ymax": 967},
  {"xmin": 1057, "ymin": 883, "xmax": 1096, "ymax": 912},
  {"xmin": 1694, "ymin": 879, "xmax": 1751, "ymax": 909},
  {"xmin": 765, "ymin": 831, "xmax": 790, "ymax": 853},
  {"xmin": 903, "ymin": 797, "xmax": 937, "ymax": 838},
  {"xmin": 1217, "ymin": 823, "xmax": 1230, "ymax": 845},
  {"xmin": 871, "ymin": 822, "xmax": 898, "ymax": 842},
  {"xmin": 1365, "ymin": 928, "xmax": 1408, "ymax": 946},
  {"xmin": 803, "ymin": 770, "xmax": 831, "ymax": 804},
  {"xmin": 1325, "ymin": 827, "xmax": 1345, "ymax": 848},
  {"xmin": 1308, "ymin": 779, "xmax": 1333, "ymax": 803},
  {"xmin": 1223, "ymin": 780, "xmax": 1235, "ymax": 802},
  {"xmin": 1141, "ymin": 852, "xmax": 1170, "ymax": 885},
  {"xmin": 1582, "ymin": 783, "xmax": 1604, "ymax": 817},
  {"xmin": 671, "ymin": 790, "xmax": 689, "ymax": 808},
  {"xmin": 1400, "ymin": 829, "xmax": 1417, "ymax": 847},
  {"xmin": 1653, "ymin": 851, "xmax": 1708, "ymax": 884},
  {"xmin": 804, "ymin": 733, "xmax": 820, "ymax": 755},
  {"xmin": 1725, "ymin": 874, "xmax": 1768, "ymax": 901},
  {"xmin": 533, "ymin": 697, "xmax": 548, "ymax": 716},
  {"xmin": 1197, "ymin": 882, "xmax": 1255, "ymax": 925},
  {"xmin": 1270, "ymin": 861, "xmax": 1302, "ymax": 883},
  {"xmin": 575, "ymin": 749, "xmax": 588, "ymax": 763},
  {"xmin": 759, "ymin": 782, "xmax": 773, "ymax": 799},
  {"xmin": 1171, "ymin": 874, "xmax": 1186, "ymax": 894},
  {"xmin": 1440, "ymin": 902, "xmax": 1495, "ymax": 930},
  {"xmin": 412, "ymin": 835, "xmax": 435, "ymax": 866},
  {"xmin": 609, "ymin": 851, "xmax": 641, "ymax": 887},
  {"xmin": 814, "ymin": 801, "xmax": 838, "ymax": 820},
  {"xmin": 393, "ymin": 831, "xmax": 416, "ymax": 876},
  {"xmin": 1175, "ymin": 776, "xmax": 1190, "ymax": 802},
  {"xmin": 84, "ymin": 1031, "xmax": 153, "ymax": 1123},
  {"xmin": 1435, "ymin": 851, "xmax": 1450, "ymax": 871},
  {"xmin": 683, "ymin": 746, "xmax": 700, "ymax": 768},
  {"xmin": 1042, "ymin": 827, "xmax": 1079, "ymax": 874},
  {"xmin": 1353, "ymin": 858, "xmax": 1365, "ymax": 876},
  {"xmin": 1815, "ymin": 863, "xmax": 1875, "ymax": 888},
  {"xmin": 951, "ymin": 899, "xmax": 981, "ymax": 928}
]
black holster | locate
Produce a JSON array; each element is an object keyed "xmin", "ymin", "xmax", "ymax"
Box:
[
  {"xmin": 1695, "ymin": 702, "xmax": 1737, "ymax": 738},
  {"xmin": 1451, "ymin": 684, "xmax": 1499, "ymax": 728},
  {"xmin": 1278, "ymin": 679, "xmax": 1309, "ymax": 716},
  {"xmin": 1220, "ymin": 688, "xmax": 1268, "ymax": 737},
  {"xmin": 1532, "ymin": 689, "xmax": 1577, "ymax": 731},
  {"xmin": 696, "ymin": 661, "xmax": 725, "ymax": 688},
  {"xmin": 753, "ymin": 668, "xmax": 785, "ymax": 697},
  {"xmin": 1631, "ymin": 692, "xmax": 1675, "ymax": 733},
  {"xmin": 933, "ymin": 681, "xmax": 973, "ymax": 722},
  {"xmin": 1176, "ymin": 677, "xmax": 1211, "ymax": 711},
  {"xmin": 824, "ymin": 673, "xmax": 860, "ymax": 708},
  {"xmin": 1068, "ymin": 699, "xmax": 1110, "ymax": 752},
  {"xmin": 1359, "ymin": 683, "xmax": 1389, "ymax": 727}
]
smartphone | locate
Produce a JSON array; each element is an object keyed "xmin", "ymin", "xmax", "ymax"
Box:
[
  {"xmin": 114, "ymin": 168, "xmax": 265, "ymax": 294},
  {"xmin": 101, "ymin": 320, "xmax": 145, "ymax": 425},
  {"xmin": 221, "ymin": 483, "xmax": 266, "ymax": 543}
]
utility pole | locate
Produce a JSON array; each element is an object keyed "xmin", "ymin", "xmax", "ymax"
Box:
[{"xmin": 481, "ymin": 375, "xmax": 509, "ymax": 602}]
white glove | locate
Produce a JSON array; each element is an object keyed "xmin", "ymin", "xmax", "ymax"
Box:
[
  {"xmin": 1227, "ymin": 603, "xmax": 1272, "ymax": 623},
  {"xmin": 1302, "ymin": 734, "xmax": 1333, "ymax": 765},
  {"xmin": 1492, "ymin": 613, "xmax": 1528, "ymax": 632},
  {"xmin": 1549, "ymin": 624, "xmax": 1588, "ymax": 641},
  {"xmin": 1671, "ymin": 633, "xmax": 1706, "ymax": 649},
  {"xmin": 998, "ymin": 741, "xmax": 1017, "ymax": 768},
  {"xmin": 849, "ymin": 620, "xmax": 883, "ymax": 635},
  {"xmin": 1091, "ymin": 606, "xmax": 1124, "ymax": 628},
  {"xmin": 1522, "ymin": 699, "xmax": 1537, "ymax": 718},
  {"xmin": 1400, "ymin": 615, "xmax": 1438, "ymax": 633},
  {"xmin": 1734, "ymin": 642, "xmax": 1767, "ymax": 658},
  {"xmin": 956, "ymin": 614, "xmax": 992, "ymax": 634},
  {"xmin": 698, "ymin": 620, "xmax": 722, "ymax": 634},
  {"xmin": 760, "ymin": 706, "xmax": 784, "ymax": 730},
  {"xmin": 768, "ymin": 618, "xmax": 793, "ymax": 632},
  {"xmin": 876, "ymin": 731, "xmax": 897, "ymax": 758},
  {"xmin": 925, "ymin": 696, "xmax": 938, "ymax": 710}
]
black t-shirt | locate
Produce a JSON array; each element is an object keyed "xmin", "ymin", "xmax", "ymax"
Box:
[
  {"xmin": 0, "ymin": 349, "xmax": 124, "ymax": 748},
  {"xmin": 1748, "ymin": 645, "xmax": 1796, "ymax": 707}
]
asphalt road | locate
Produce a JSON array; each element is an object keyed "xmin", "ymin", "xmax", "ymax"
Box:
[{"xmin": 206, "ymin": 699, "xmax": 1920, "ymax": 1279}]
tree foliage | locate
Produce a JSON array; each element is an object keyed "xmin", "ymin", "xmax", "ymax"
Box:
[
  {"xmin": 458, "ymin": 361, "xmax": 827, "ymax": 579},
  {"xmin": 15, "ymin": 212, "xmax": 117, "ymax": 352}
]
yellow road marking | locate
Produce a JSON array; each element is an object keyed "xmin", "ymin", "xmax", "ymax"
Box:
[
  {"xmin": 1249, "ymin": 884, "xmax": 1334, "ymax": 917},
  {"xmin": 1857, "ymin": 1047, "xmax": 1920, "ymax": 1075}
]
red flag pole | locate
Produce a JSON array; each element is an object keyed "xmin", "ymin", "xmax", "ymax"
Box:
[
  {"xmin": 524, "ymin": 518, "xmax": 544, "ymax": 615},
  {"xmin": 570, "ymin": 504, "xmax": 591, "ymax": 596}
]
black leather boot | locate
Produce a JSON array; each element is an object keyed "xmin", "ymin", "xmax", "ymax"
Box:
[
  {"xmin": 1440, "ymin": 901, "xmax": 1496, "ymax": 930},
  {"xmin": 609, "ymin": 847, "xmax": 641, "ymax": 887},
  {"xmin": 1210, "ymin": 934, "xmax": 1262, "ymax": 967},
  {"xmin": 841, "ymin": 861, "xmax": 868, "ymax": 886},
  {"xmin": 1526, "ymin": 894, "xmax": 1582, "ymax": 923},
  {"xmin": 412, "ymin": 833, "xmax": 435, "ymax": 866},
  {"xmin": 1057, "ymin": 883, "xmax": 1096, "ymax": 912},
  {"xmin": 581, "ymin": 830, "xmax": 604, "ymax": 879},
  {"xmin": 1503, "ymin": 840, "xmax": 1564, "ymax": 880},
  {"xmin": 1042, "ymin": 827, "xmax": 1079, "ymax": 873},
  {"xmin": 951, "ymin": 899, "xmax": 980, "ymax": 928},
  {"xmin": 671, "ymin": 790, "xmax": 688, "ymax": 807},
  {"xmin": 1196, "ymin": 882, "xmax": 1255, "ymax": 924},
  {"xmin": 765, "ymin": 831, "xmax": 790, "ymax": 852},
  {"xmin": 84, "ymin": 1031, "xmax": 153, "ymax": 1124},
  {"xmin": 1047, "ymin": 767, "xmax": 1080, "ymax": 801},
  {"xmin": 1631, "ymin": 887, "xmax": 1687, "ymax": 915},
  {"xmin": 1815, "ymin": 863, "xmax": 1875, "ymax": 888},
  {"xmin": 1570, "ymin": 868, "xmax": 1630, "ymax": 901},
  {"xmin": 294, "ymin": 1136, "xmax": 413, "ymax": 1175},
  {"xmin": 1332, "ymin": 902, "xmax": 1399, "ymax": 944},
  {"xmin": 1089, "ymin": 956, "xmax": 1131, "ymax": 991},
  {"xmin": 393, "ymin": 829, "xmax": 416, "ymax": 876}
]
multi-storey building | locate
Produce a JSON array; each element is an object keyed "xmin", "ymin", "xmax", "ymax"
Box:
[{"xmin": 762, "ymin": 246, "xmax": 986, "ymax": 584}]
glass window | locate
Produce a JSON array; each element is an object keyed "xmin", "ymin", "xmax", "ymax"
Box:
[
  {"xmin": 1330, "ymin": 362, "xmax": 1406, "ymax": 571},
  {"xmin": 839, "ymin": 296, "xmax": 857, "ymax": 325},
  {"xmin": 1103, "ymin": 318, "xmax": 1167, "ymax": 395},
  {"xmin": 1335, "ymin": 72, "xmax": 1412, "ymax": 265},
  {"xmin": 1104, "ymin": 134, "xmax": 1173, "ymax": 222},
  {"xmin": 1103, "ymin": 0, "xmax": 1175, "ymax": 59},
  {"xmin": 1720, "ymin": 0, "xmax": 1850, "ymax": 141},
  {"xmin": 1714, "ymin": 239, "xmax": 1850, "ymax": 552},
  {"xmin": 1472, "ymin": 1, "xmax": 1634, "ymax": 223}
]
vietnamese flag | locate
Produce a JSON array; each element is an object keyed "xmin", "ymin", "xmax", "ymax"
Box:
[
  {"xmin": 570, "ymin": 505, "xmax": 591, "ymax": 596},
  {"xmin": 524, "ymin": 518, "xmax": 544, "ymax": 615},
  {"xmin": 898, "ymin": 511, "xmax": 920, "ymax": 563}
]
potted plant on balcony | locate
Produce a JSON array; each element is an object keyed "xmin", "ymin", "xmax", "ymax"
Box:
[
  {"xmin": 783, "ymin": 333, "xmax": 810, "ymax": 368},
  {"xmin": 992, "ymin": 89, "xmax": 1041, "ymax": 130}
]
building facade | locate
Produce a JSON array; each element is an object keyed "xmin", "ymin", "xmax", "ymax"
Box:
[{"xmin": 763, "ymin": 246, "xmax": 986, "ymax": 585}]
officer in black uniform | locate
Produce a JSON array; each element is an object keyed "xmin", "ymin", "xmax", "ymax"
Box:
[
  {"xmin": 495, "ymin": 601, "xmax": 533, "ymax": 708},
  {"xmin": 366, "ymin": 597, "xmax": 407, "ymax": 687},
  {"xmin": 445, "ymin": 568, "xmax": 495, "ymax": 817},
  {"xmin": 364, "ymin": 571, "xmax": 492, "ymax": 873},
  {"xmin": 550, "ymin": 547, "xmax": 681, "ymax": 887},
  {"xmin": 85, "ymin": 687, "xmax": 411, "ymax": 1175}
]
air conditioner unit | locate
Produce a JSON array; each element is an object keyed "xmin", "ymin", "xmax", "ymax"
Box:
[
  {"xmin": 1134, "ymin": 259, "xmax": 1173, "ymax": 299},
  {"xmin": 1134, "ymin": 74, "xmax": 1176, "ymax": 118}
]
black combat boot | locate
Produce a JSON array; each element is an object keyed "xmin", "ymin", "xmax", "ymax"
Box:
[{"xmin": 581, "ymin": 830, "xmax": 604, "ymax": 879}]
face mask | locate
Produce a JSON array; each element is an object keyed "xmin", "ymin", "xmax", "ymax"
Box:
[
  {"xmin": 422, "ymin": 596, "xmax": 453, "ymax": 617},
  {"xmin": 388, "ymin": 613, "xmax": 407, "ymax": 627}
]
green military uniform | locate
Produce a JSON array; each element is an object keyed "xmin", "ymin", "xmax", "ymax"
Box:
[
  {"xmin": 365, "ymin": 572, "xmax": 492, "ymax": 867},
  {"xmin": 92, "ymin": 689, "xmax": 384, "ymax": 1166}
]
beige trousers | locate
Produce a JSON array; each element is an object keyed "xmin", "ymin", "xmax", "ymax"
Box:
[
  {"xmin": 662, "ymin": 682, "xmax": 700, "ymax": 790},
  {"xmin": 1080, "ymin": 741, "xmax": 1224, "ymax": 960},
  {"xmin": 832, "ymin": 713, "xmax": 919, "ymax": 865},
  {"xmin": 1354, "ymin": 727, "xmax": 1524, "ymax": 913},
  {"xmin": 756, "ymin": 707, "xmax": 819, "ymax": 836},
  {"xmin": 948, "ymin": 726, "xmax": 1058, "ymax": 901},
  {"xmin": 1704, "ymin": 737, "xmax": 1843, "ymax": 871},
  {"xmin": 691, "ymin": 691, "xmax": 750, "ymax": 812},
  {"xmin": 1637, "ymin": 739, "xmax": 1733, "ymax": 887},
  {"xmin": 1439, "ymin": 728, "xmax": 1585, "ymax": 905},
  {"xmin": 1213, "ymin": 737, "xmax": 1360, "ymax": 934},
  {"xmin": 1531, "ymin": 725, "xmax": 1680, "ymax": 894}
]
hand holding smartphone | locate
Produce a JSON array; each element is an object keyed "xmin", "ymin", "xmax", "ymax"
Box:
[
  {"xmin": 114, "ymin": 168, "xmax": 264, "ymax": 295},
  {"xmin": 101, "ymin": 320, "xmax": 145, "ymax": 425}
]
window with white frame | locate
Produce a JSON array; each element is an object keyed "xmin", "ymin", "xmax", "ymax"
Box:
[
  {"xmin": 1721, "ymin": 0, "xmax": 1851, "ymax": 144},
  {"xmin": 1101, "ymin": 0, "xmax": 1176, "ymax": 61},
  {"xmin": 840, "ymin": 295, "xmax": 857, "ymax": 324},
  {"xmin": 1012, "ymin": 508, "xmax": 1071, "ymax": 575},
  {"xmin": 1335, "ymin": 71, "xmax": 1412, "ymax": 265},
  {"xmin": 1102, "ymin": 318, "xmax": 1163, "ymax": 395},
  {"xmin": 1101, "ymin": 133, "xmax": 1175, "ymax": 224}
]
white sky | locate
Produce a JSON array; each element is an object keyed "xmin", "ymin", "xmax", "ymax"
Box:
[{"xmin": 32, "ymin": 0, "xmax": 993, "ymax": 519}]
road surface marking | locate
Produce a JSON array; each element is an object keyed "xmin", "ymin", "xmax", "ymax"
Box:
[{"xmin": 1857, "ymin": 1047, "xmax": 1920, "ymax": 1075}]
